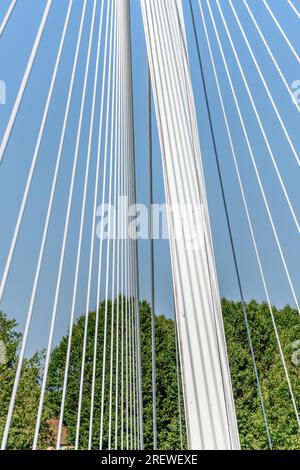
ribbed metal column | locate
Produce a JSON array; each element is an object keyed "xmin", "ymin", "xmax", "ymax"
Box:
[{"xmin": 141, "ymin": 0, "xmax": 240, "ymax": 450}]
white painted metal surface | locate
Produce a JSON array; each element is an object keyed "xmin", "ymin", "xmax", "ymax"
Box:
[
  {"xmin": 119, "ymin": 0, "xmax": 144, "ymax": 449},
  {"xmin": 141, "ymin": 0, "xmax": 240, "ymax": 450}
]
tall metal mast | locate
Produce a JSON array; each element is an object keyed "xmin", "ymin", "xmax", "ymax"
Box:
[
  {"xmin": 141, "ymin": 0, "xmax": 240, "ymax": 450},
  {"xmin": 118, "ymin": 0, "xmax": 144, "ymax": 450}
]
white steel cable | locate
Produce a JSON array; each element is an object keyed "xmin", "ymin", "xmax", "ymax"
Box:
[
  {"xmin": 134, "ymin": 312, "xmax": 140, "ymax": 449},
  {"xmin": 128, "ymin": 282, "xmax": 133, "ymax": 450},
  {"xmin": 126, "ymin": 1, "xmax": 144, "ymax": 448},
  {"xmin": 133, "ymin": 254, "xmax": 139, "ymax": 449},
  {"xmin": 99, "ymin": 0, "xmax": 117, "ymax": 450},
  {"xmin": 0, "ymin": 0, "xmax": 55, "ymax": 305},
  {"xmin": 127, "ymin": 75, "xmax": 136, "ymax": 450},
  {"xmin": 122, "ymin": 29, "xmax": 130, "ymax": 447},
  {"xmin": 108, "ymin": 22, "xmax": 120, "ymax": 448},
  {"xmin": 122, "ymin": 42, "xmax": 130, "ymax": 448},
  {"xmin": 128, "ymin": 143, "xmax": 135, "ymax": 450},
  {"xmin": 115, "ymin": 20, "xmax": 123, "ymax": 450},
  {"xmin": 88, "ymin": 0, "xmax": 114, "ymax": 449},
  {"xmin": 189, "ymin": 0, "xmax": 272, "ymax": 447},
  {"xmin": 243, "ymin": 0, "xmax": 300, "ymax": 114},
  {"xmin": 135, "ymin": 303, "xmax": 140, "ymax": 449},
  {"xmin": 123, "ymin": 92, "xmax": 129, "ymax": 449},
  {"xmin": 125, "ymin": 196, "xmax": 129, "ymax": 451},
  {"xmin": 218, "ymin": 0, "xmax": 300, "ymax": 233},
  {"xmin": 198, "ymin": 0, "xmax": 300, "ymax": 428},
  {"xmin": 120, "ymin": 246, "xmax": 124, "ymax": 448},
  {"xmin": 87, "ymin": 0, "xmax": 113, "ymax": 450},
  {"xmin": 124, "ymin": 50, "xmax": 133, "ymax": 449},
  {"xmin": 262, "ymin": 0, "xmax": 300, "ymax": 63},
  {"xmin": 133, "ymin": 304, "xmax": 138, "ymax": 449},
  {"xmin": 148, "ymin": 68, "xmax": 158, "ymax": 450},
  {"xmin": 115, "ymin": 289, "xmax": 120, "ymax": 449},
  {"xmin": 32, "ymin": 0, "xmax": 96, "ymax": 449},
  {"xmin": 120, "ymin": 30, "xmax": 125, "ymax": 448},
  {"xmin": 114, "ymin": 27, "xmax": 122, "ymax": 447},
  {"xmin": 0, "ymin": 0, "xmax": 17, "ymax": 37},
  {"xmin": 128, "ymin": 38, "xmax": 139, "ymax": 450},
  {"xmin": 129, "ymin": 99, "xmax": 138, "ymax": 450},
  {"xmin": 120, "ymin": 136, "xmax": 125, "ymax": 449},
  {"xmin": 0, "ymin": 0, "xmax": 78, "ymax": 450},
  {"xmin": 127, "ymin": 147, "xmax": 133, "ymax": 452},
  {"xmin": 72, "ymin": 0, "xmax": 103, "ymax": 449},
  {"xmin": 46, "ymin": 0, "xmax": 102, "ymax": 450},
  {"xmin": 0, "ymin": 0, "xmax": 53, "ymax": 164},
  {"xmin": 117, "ymin": 22, "xmax": 125, "ymax": 449},
  {"xmin": 207, "ymin": 0, "xmax": 300, "ymax": 315},
  {"xmin": 175, "ymin": 321, "xmax": 184, "ymax": 449},
  {"xmin": 129, "ymin": 179, "xmax": 136, "ymax": 451},
  {"xmin": 119, "ymin": 1, "xmax": 143, "ymax": 448},
  {"xmin": 59, "ymin": 7, "xmax": 106, "ymax": 448},
  {"xmin": 107, "ymin": 176, "xmax": 117, "ymax": 450},
  {"xmin": 230, "ymin": 0, "xmax": 300, "ymax": 171},
  {"xmin": 131, "ymin": 290, "xmax": 137, "ymax": 449},
  {"xmin": 0, "ymin": 0, "xmax": 73, "ymax": 307},
  {"xmin": 188, "ymin": 0, "xmax": 298, "ymax": 440},
  {"xmin": 125, "ymin": 124, "xmax": 129, "ymax": 451},
  {"xmin": 286, "ymin": 0, "xmax": 300, "ymax": 18},
  {"xmin": 131, "ymin": 197, "xmax": 138, "ymax": 451},
  {"xmin": 129, "ymin": 120, "xmax": 134, "ymax": 452},
  {"xmin": 127, "ymin": 65, "xmax": 138, "ymax": 450},
  {"xmin": 133, "ymin": 232, "xmax": 142, "ymax": 449}
]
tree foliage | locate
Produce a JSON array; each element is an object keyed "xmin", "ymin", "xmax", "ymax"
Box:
[
  {"xmin": 223, "ymin": 299, "xmax": 300, "ymax": 449},
  {"xmin": 0, "ymin": 299, "xmax": 300, "ymax": 449},
  {"xmin": 0, "ymin": 312, "xmax": 53, "ymax": 449},
  {"xmin": 46, "ymin": 299, "xmax": 187, "ymax": 450}
]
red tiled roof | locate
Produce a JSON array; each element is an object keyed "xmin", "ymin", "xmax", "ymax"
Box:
[{"xmin": 47, "ymin": 418, "xmax": 68, "ymax": 446}]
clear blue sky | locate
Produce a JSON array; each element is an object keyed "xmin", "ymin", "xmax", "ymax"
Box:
[{"xmin": 0, "ymin": 0, "xmax": 299, "ymax": 355}]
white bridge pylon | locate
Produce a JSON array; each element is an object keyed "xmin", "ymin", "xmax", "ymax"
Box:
[{"xmin": 141, "ymin": 0, "xmax": 240, "ymax": 450}]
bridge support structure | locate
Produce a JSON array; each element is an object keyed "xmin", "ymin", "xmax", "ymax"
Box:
[{"xmin": 141, "ymin": 0, "xmax": 240, "ymax": 450}]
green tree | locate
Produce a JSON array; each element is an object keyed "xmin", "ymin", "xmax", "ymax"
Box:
[
  {"xmin": 0, "ymin": 312, "xmax": 53, "ymax": 449},
  {"xmin": 139, "ymin": 301, "xmax": 187, "ymax": 449},
  {"xmin": 46, "ymin": 299, "xmax": 186, "ymax": 450},
  {"xmin": 1, "ymin": 298, "xmax": 300, "ymax": 450},
  {"xmin": 223, "ymin": 299, "xmax": 300, "ymax": 449}
]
